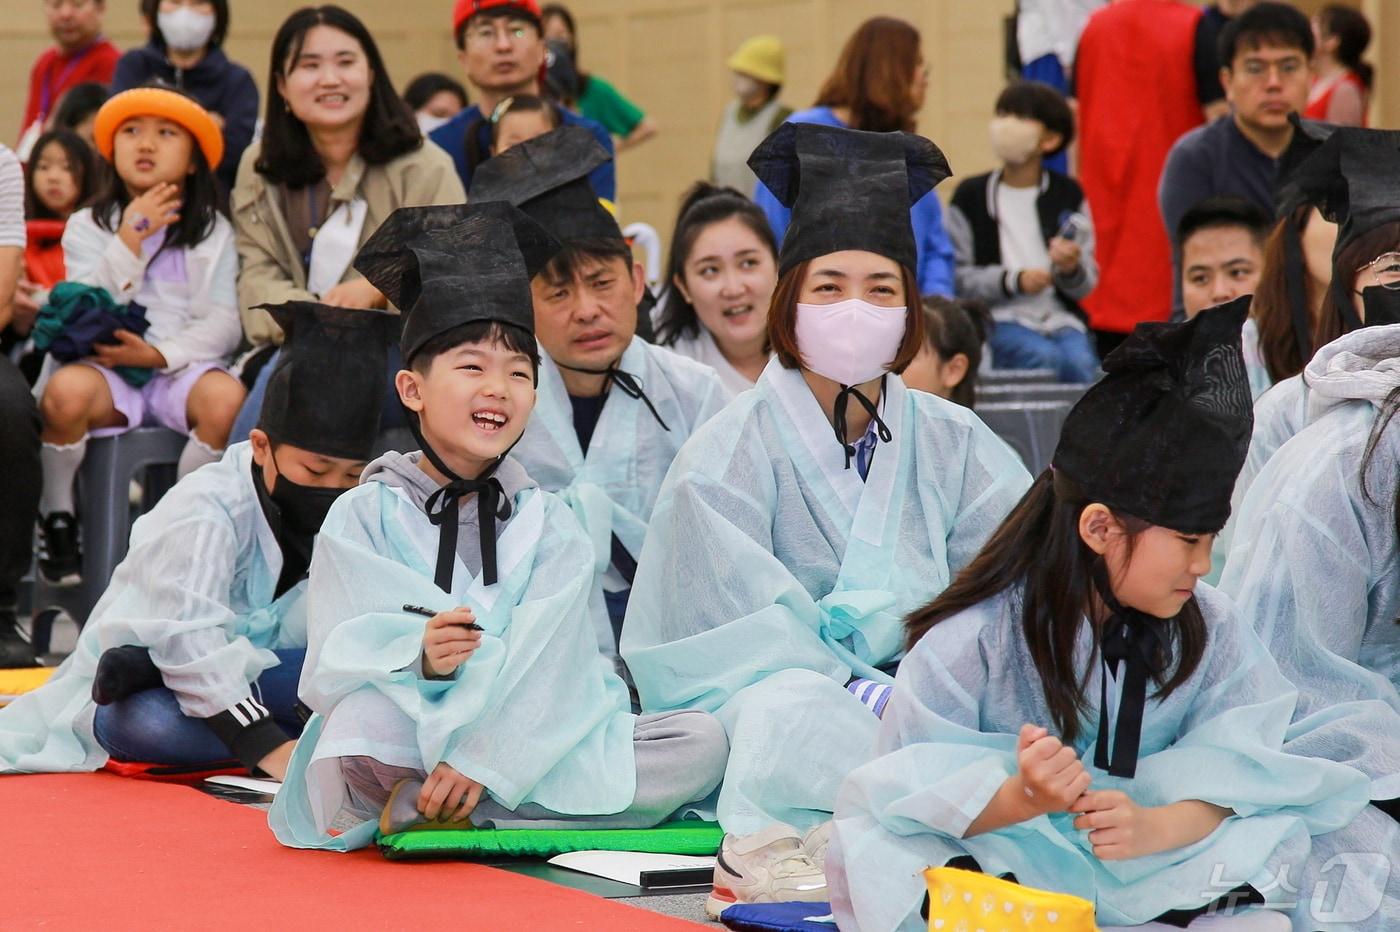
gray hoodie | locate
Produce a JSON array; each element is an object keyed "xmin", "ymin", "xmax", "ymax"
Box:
[{"xmin": 360, "ymin": 450, "xmax": 538, "ymax": 578}]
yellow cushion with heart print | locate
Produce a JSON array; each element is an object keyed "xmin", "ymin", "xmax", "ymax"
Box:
[{"xmin": 923, "ymin": 866, "xmax": 1097, "ymax": 932}]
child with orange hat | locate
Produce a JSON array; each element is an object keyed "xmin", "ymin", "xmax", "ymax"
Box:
[{"xmin": 34, "ymin": 85, "xmax": 245, "ymax": 587}]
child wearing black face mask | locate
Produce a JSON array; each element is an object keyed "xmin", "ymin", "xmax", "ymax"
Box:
[{"xmin": 0, "ymin": 302, "xmax": 395, "ymax": 782}]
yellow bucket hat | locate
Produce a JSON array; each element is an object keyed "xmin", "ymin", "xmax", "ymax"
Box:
[
  {"xmin": 727, "ymin": 35, "xmax": 785, "ymax": 86},
  {"xmin": 93, "ymin": 87, "xmax": 225, "ymax": 169}
]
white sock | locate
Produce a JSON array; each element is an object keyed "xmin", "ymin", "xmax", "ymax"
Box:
[
  {"xmin": 177, "ymin": 433, "xmax": 222, "ymax": 479},
  {"xmin": 39, "ymin": 439, "xmax": 87, "ymax": 516}
]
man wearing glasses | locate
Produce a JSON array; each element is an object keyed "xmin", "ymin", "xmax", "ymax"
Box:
[
  {"xmin": 1158, "ymin": 2, "xmax": 1316, "ymax": 319},
  {"xmin": 18, "ymin": 0, "xmax": 120, "ymax": 159},
  {"xmin": 429, "ymin": 0, "xmax": 615, "ymax": 198}
]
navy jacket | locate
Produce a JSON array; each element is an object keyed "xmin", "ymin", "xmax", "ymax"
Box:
[
  {"xmin": 429, "ymin": 104, "xmax": 616, "ymax": 201},
  {"xmin": 112, "ymin": 44, "xmax": 259, "ymax": 196}
]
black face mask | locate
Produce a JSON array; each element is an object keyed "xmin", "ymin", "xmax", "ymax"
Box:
[
  {"xmin": 251, "ymin": 453, "xmax": 349, "ymax": 596},
  {"xmin": 1358, "ymin": 285, "xmax": 1400, "ymax": 329},
  {"xmin": 270, "ymin": 469, "xmax": 345, "ymax": 536}
]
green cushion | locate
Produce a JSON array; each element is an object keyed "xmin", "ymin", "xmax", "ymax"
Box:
[{"xmin": 377, "ymin": 820, "xmax": 723, "ymax": 861}]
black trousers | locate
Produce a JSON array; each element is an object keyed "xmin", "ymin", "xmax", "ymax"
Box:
[{"xmin": 0, "ymin": 356, "xmax": 41, "ymax": 606}]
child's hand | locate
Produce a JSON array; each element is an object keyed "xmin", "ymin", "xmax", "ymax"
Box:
[
  {"xmin": 91, "ymin": 329, "xmax": 167, "ymax": 369},
  {"xmin": 1070, "ymin": 790, "xmax": 1159, "ymax": 860},
  {"xmin": 119, "ymin": 182, "xmax": 182, "ymax": 256},
  {"xmin": 12, "ymin": 279, "xmax": 41, "ymax": 333},
  {"xmin": 1017, "ymin": 268, "xmax": 1053, "ymax": 294},
  {"xmin": 320, "ymin": 278, "xmax": 387, "ymax": 309},
  {"xmin": 1048, "ymin": 237, "xmax": 1082, "ymax": 273},
  {"xmin": 419, "ymin": 761, "xmax": 484, "ymax": 822},
  {"xmin": 422, "ymin": 607, "xmax": 482, "ymax": 677},
  {"xmin": 1072, "ymin": 793, "xmax": 1230, "ymax": 860},
  {"xmin": 1015, "ymin": 723, "xmax": 1091, "ymax": 816}
]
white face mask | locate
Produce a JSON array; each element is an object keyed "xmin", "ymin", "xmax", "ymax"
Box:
[
  {"xmin": 795, "ymin": 299, "xmax": 908, "ymax": 386},
  {"xmin": 416, "ymin": 112, "xmax": 451, "ymax": 135},
  {"xmin": 158, "ymin": 7, "xmax": 217, "ymax": 53},
  {"xmin": 732, "ymin": 73, "xmax": 764, "ymax": 101},
  {"xmin": 988, "ymin": 114, "xmax": 1044, "ymax": 165}
]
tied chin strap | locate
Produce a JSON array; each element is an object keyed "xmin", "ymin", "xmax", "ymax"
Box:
[
  {"xmin": 833, "ymin": 378, "xmax": 892, "ymax": 470},
  {"xmin": 1091, "ymin": 564, "xmax": 1172, "ymax": 778},
  {"xmin": 407, "ymin": 416, "xmax": 513, "ymax": 591},
  {"xmin": 556, "ymin": 361, "xmax": 671, "ymax": 432}
]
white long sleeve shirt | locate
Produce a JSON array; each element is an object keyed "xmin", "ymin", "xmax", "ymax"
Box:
[{"xmin": 61, "ymin": 206, "xmax": 241, "ymax": 372}]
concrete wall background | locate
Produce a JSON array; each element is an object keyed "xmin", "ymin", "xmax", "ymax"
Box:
[{"xmin": 2, "ymin": 0, "xmax": 1391, "ymax": 245}]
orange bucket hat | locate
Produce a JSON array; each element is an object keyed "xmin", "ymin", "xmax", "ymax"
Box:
[{"xmin": 93, "ymin": 87, "xmax": 224, "ymax": 168}]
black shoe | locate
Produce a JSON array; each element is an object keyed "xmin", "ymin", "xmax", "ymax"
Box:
[
  {"xmin": 0, "ymin": 610, "xmax": 38, "ymax": 668},
  {"xmin": 37, "ymin": 512, "xmax": 82, "ymax": 587},
  {"xmin": 92, "ymin": 646, "xmax": 162, "ymax": 705}
]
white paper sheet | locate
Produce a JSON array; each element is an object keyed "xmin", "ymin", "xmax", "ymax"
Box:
[
  {"xmin": 204, "ymin": 774, "xmax": 282, "ymax": 796},
  {"xmin": 546, "ymin": 850, "xmax": 714, "ymax": 886}
]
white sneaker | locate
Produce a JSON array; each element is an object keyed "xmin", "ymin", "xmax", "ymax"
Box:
[
  {"xmin": 704, "ymin": 823, "xmax": 829, "ymax": 921},
  {"xmin": 800, "ymin": 821, "xmax": 832, "ymax": 873}
]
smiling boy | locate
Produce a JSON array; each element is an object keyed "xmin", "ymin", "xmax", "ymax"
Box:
[{"xmin": 270, "ymin": 201, "xmax": 726, "ymax": 849}]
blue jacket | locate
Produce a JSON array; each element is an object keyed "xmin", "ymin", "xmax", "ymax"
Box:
[
  {"xmin": 430, "ymin": 104, "xmax": 616, "ymax": 201},
  {"xmin": 752, "ymin": 106, "xmax": 955, "ymax": 298},
  {"xmin": 112, "ymin": 43, "xmax": 259, "ymax": 196}
]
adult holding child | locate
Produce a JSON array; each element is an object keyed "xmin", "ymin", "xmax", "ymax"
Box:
[{"xmin": 229, "ymin": 4, "xmax": 465, "ymax": 444}]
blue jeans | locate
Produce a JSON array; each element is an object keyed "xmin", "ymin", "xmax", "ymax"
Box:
[
  {"xmin": 989, "ymin": 321, "xmax": 1100, "ymax": 384},
  {"xmin": 230, "ymin": 344, "xmax": 407, "ymax": 445},
  {"xmin": 92, "ymin": 648, "xmax": 306, "ymax": 766}
]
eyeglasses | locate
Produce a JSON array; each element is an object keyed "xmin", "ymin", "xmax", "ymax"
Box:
[
  {"xmin": 465, "ymin": 20, "xmax": 533, "ymax": 47},
  {"xmin": 1357, "ymin": 252, "xmax": 1400, "ymax": 290}
]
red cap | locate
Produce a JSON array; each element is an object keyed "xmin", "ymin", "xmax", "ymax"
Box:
[{"xmin": 452, "ymin": 0, "xmax": 542, "ymax": 42}]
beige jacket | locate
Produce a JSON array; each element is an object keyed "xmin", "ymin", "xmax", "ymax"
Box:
[{"xmin": 231, "ymin": 139, "xmax": 465, "ymax": 347}]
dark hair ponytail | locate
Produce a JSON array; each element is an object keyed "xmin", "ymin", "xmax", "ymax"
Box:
[
  {"xmin": 1318, "ymin": 4, "xmax": 1373, "ymax": 90},
  {"xmin": 920, "ymin": 296, "xmax": 988, "ymax": 409},
  {"xmin": 905, "ymin": 471, "xmax": 1207, "ymax": 744}
]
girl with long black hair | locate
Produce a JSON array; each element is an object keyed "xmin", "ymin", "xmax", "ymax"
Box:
[{"xmin": 827, "ymin": 299, "xmax": 1398, "ymax": 930}]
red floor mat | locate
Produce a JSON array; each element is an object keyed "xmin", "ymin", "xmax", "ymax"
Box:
[{"xmin": 1, "ymin": 772, "xmax": 706, "ymax": 931}]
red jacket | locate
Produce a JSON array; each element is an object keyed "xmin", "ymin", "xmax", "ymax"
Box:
[
  {"xmin": 1076, "ymin": 0, "xmax": 1203, "ymax": 334},
  {"xmin": 20, "ymin": 39, "xmax": 120, "ymax": 138},
  {"xmin": 25, "ymin": 218, "xmax": 67, "ymax": 288}
]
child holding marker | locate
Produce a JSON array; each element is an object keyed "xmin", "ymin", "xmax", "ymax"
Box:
[{"xmin": 270, "ymin": 203, "xmax": 726, "ymax": 850}]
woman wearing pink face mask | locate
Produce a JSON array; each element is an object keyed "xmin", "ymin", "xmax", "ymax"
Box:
[{"xmin": 621, "ymin": 123, "xmax": 1032, "ymax": 916}]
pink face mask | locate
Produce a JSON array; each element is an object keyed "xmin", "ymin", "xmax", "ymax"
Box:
[{"xmin": 794, "ymin": 298, "xmax": 908, "ymax": 386}]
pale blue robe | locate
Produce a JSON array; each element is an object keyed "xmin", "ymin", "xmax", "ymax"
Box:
[
  {"xmin": 622, "ymin": 359, "xmax": 1031, "ymax": 834},
  {"xmin": 269, "ymin": 454, "xmax": 638, "ymax": 851},
  {"xmin": 826, "ymin": 583, "xmax": 1396, "ymax": 931},
  {"xmin": 512, "ymin": 336, "xmax": 728, "ymax": 653},
  {"xmin": 0, "ymin": 443, "xmax": 304, "ymax": 773}
]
